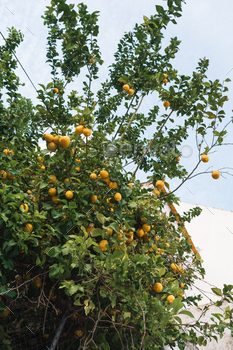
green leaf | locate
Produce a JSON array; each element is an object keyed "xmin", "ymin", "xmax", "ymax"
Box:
[
  {"xmin": 112, "ymin": 249, "xmax": 124, "ymax": 260},
  {"xmin": 91, "ymin": 228, "xmax": 103, "ymax": 237},
  {"xmin": 39, "ymin": 181, "xmax": 48, "ymax": 189},
  {"xmin": 174, "ymin": 316, "xmax": 182, "ymax": 324},
  {"xmin": 123, "ymin": 311, "xmax": 131, "ymax": 319},
  {"xmin": 225, "ymin": 78, "xmax": 231, "ymax": 82},
  {"xmin": 179, "ymin": 310, "xmax": 194, "ymax": 318},
  {"xmin": 211, "ymin": 287, "xmax": 222, "ymax": 296},
  {"xmin": 36, "ymin": 256, "xmax": 41, "ymax": 266},
  {"xmin": 197, "ymin": 336, "xmax": 205, "ymax": 346},
  {"xmin": 97, "ymin": 213, "xmax": 105, "ymax": 224},
  {"xmin": 171, "ymin": 297, "xmax": 183, "ymax": 314},
  {"xmin": 156, "ymin": 5, "xmax": 164, "ymax": 14}
]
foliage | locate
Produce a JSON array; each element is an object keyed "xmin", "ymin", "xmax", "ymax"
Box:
[{"xmin": 0, "ymin": 0, "xmax": 233, "ymax": 349}]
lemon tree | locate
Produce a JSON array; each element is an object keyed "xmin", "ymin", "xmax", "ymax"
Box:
[{"xmin": 1, "ymin": 1, "xmax": 233, "ymax": 349}]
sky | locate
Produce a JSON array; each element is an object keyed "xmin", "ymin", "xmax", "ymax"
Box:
[{"xmin": 1, "ymin": 0, "xmax": 233, "ymax": 211}]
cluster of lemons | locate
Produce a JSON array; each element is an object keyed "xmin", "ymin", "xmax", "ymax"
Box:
[
  {"xmin": 89, "ymin": 170, "xmax": 122, "ymax": 204},
  {"xmin": 122, "ymin": 83, "xmax": 134, "ymax": 96},
  {"xmin": 1, "ymin": 149, "xmax": 16, "ymax": 180},
  {"xmin": 201, "ymin": 154, "xmax": 220, "ymax": 179},
  {"xmin": 75, "ymin": 121, "xmax": 92, "ymax": 137},
  {"xmin": 163, "ymin": 73, "xmax": 168, "ymax": 84},
  {"xmin": 44, "ymin": 134, "xmax": 70, "ymax": 152}
]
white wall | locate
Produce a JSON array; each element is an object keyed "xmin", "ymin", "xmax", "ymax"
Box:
[{"xmin": 176, "ymin": 202, "xmax": 233, "ymax": 305}]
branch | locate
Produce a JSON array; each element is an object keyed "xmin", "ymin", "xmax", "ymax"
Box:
[
  {"xmin": 119, "ymin": 94, "xmax": 144, "ymax": 141},
  {"xmin": 159, "ymin": 160, "xmax": 201, "ymax": 199},
  {"xmin": 112, "ymin": 94, "xmax": 136, "ymax": 141},
  {"xmin": 132, "ymin": 109, "xmax": 174, "ymax": 178},
  {"xmin": 133, "ymin": 293, "xmax": 146, "ymax": 350}
]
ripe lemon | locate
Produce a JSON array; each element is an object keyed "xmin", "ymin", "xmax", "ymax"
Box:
[
  {"xmin": 27, "ymin": 190, "xmax": 32, "ymax": 194},
  {"xmin": 89, "ymin": 58, "xmax": 95, "ymax": 63},
  {"xmin": 48, "ymin": 175, "xmax": 56, "ymax": 184},
  {"xmin": 105, "ymin": 228, "xmax": 113, "ymax": 236},
  {"xmin": 176, "ymin": 157, "xmax": 180, "ymax": 162},
  {"xmin": 99, "ymin": 240, "xmax": 108, "ymax": 252},
  {"xmin": 7, "ymin": 173, "xmax": 16, "ymax": 180},
  {"xmin": 23, "ymin": 223, "xmax": 33, "ymax": 233},
  {"xmin": 90, "ymin": 173, "xmax": 97, "ymax": 180},
  {"xmin": 136, "ymin": 229, "xmax": 144, "ymax": 237},
  {"xmin": 167, "ymin": 295, "xmax": 175, "ymax": 304},
  {"xmin": 100, "ymin": 170, "xmax": 109, "ymax": 179},
  {"xmin": 44, "ymin": 134, "xmax": 54, "ymax": 142},
  {"xmin": 212, "ymin": 170, "xmax": 220, "ymax": 179},
  {"xmin": 54, "ymin": 88, "xmax": 59, "ymax": 93},
  {"xmin": 20, "ymin": 203, "xmax": 29, "ymax": 212},
  {"xmin": 180, "ymin": 282, "xmax": 184, "ymax": 289},
  {"xmin": 3, "ymin": 149, "xmax": 14, "ymax": 155},
  {"xmin": 128, "ymin": 88, "xmax": 134, "ymax": 96},
  {"xmin": 109, "ymin": 182, "xmax": 117, "ymax": 189},
  {"xmin": 23, "ymin": 272, "xmax": 31, "ymax": 280},
  {"xmin": 37, "ymin": 156, "xmax": 43, "ymax": 163},
  {"xmin": 163, "ymin": 73, "xmax": 168, "ymax": 78},
  {"xmin": 86, "ymin": 224, "xmax": 95, "ymax": 233},
  {"xmin": 75, "ymin": 125, "xmax": 84, "ymax": 135},
  {"xmin": 127, "ymin": 233, "xmax": 134, "ymax": 243},
  {"xmin": 59, "ymin": 136, "xmax": 70, "ymax": 150},
  {"xmin": 201, "ymin": 154, "xmax": 209, "ymax": 163},
  {"xmin": 114, "ymin": 193, "xmax": 122, "ymax": 201},
  {"xmin": 53, "ymin": 135, "xmax": 60, "ymax": 144},
  {"xmin": 141, "ymin": 217, "xmax": 147, "ymax": 223},
  {"xmin": 104, "ymin": 177, "xmax": 110, "ymax": 185},
  {"xmin": 163, "ymin": 78, "xmax": 168, "ymax": 84},
  {"xmin": 0, "ymin": 170, "xmax": 7, "ymax": 179},
  {"xmin": 91, "ymin": 194, "xmax": 97, "ymax": 203},
  {"xmin": 128, "ymin": 183, "xmax": 133, "ymax": 188},
  {"xmin": 122, "ymin": 84, "xmax": 130, "ymax": 91},
  {"xmin": 63, "ymin": 178, "xmax": 70, "ymax": 184},
  {"xmin": 170, "ymin": 263, "xmax": 177, "ymax": 271},
  {"xmin": 47, "ymin": 142, "xmax": 57, "ymax": 152},
  {"xmin": 176, "ymin": 265, "xmax": 184, "ymax": 274},
  {"xmin": 75, "ymin": 167, "xmax": 80, "ymax": 171},
  {"xmin": 74, "ymin": 330, "xmax": 84, "ymax": 339},
  {"xmin": 179, "ymin": 293, "xmax": 183, "ymax": 297},
  {"xmin": 75, "ymin": 159, "xmax": 81, "ymax": 163},
  {"xmin": 153, "ymin": 189, "xmax": 160, "ymax": 196},
  {"xmin": 108, "ymin": 307, "xmax": 116, "ymax": 316},
  {"xmin": 163, "ymin": 101, "xmax": 170, "ymax": 108},
  {"xmin": 33, "ymin": 277, "xmax": 41, "ymax": 288},
  {"xmin": 153, "ymin": 282, "xmax": 163, "ymax": 293},
  {"xmin": 65, "ymin": 191, "xmax": 73, "ymax": 199},
  {"xmin": 142, "ymin": 224, "xmax": 150, "ymax": 232},
  {"xmin": 48, "ymin": 188, "xmax": 57, "ymax": 196},
  {"xmin": 0, "ymin": 308, "xmax": 10, "ymax": 318},
  {"xmin": 49, "ymin": 290, "xmax": 57, "ymax": 300},
  {"xmin": 40, "ymin": 165, "xmax": 45, "ymax": 169},
  {"xmin": 156, "ymin": 180, "xmax": 164, "ymax": 190},
  {"xmin": 51, "ymin": 196, "xmax": 60, "ymax": 204},
  {"xmin": 83, "ymin": 128, "xmax": 92, "ymax": 137}
]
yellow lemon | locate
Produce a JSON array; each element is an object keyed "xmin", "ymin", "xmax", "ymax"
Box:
[
  {"xmin": 99, "ymin": 240, "xmax": 108, "ymax": 252},
  {"xmin": 153, "ymin": 283, "xmax": 163, "ymax": 293}
]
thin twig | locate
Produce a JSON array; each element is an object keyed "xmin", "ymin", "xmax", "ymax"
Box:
[
  {"xmin": 133, "ymin": 293, "xmax": 146, "ymax": 350},
  {"xmin": 119, "ymin": 94, "xmax": 144, "ymax": 141},
  {"xmin": 132, "ymin": 109, "xmax": 174, "ymax": 178}
]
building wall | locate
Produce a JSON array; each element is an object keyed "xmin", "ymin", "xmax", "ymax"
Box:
[{"xmin": 166, "ymin": 202, "xmax": 233, "ymax": 350}]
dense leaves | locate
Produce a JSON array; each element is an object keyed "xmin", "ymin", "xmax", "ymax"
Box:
[{"xmin": 0, "ymin": 1, "xmax": 233, "ymax": 349}]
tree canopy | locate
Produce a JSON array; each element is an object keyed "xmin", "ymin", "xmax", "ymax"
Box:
[{"xmin": 0, "ymin": 1, "xmax": 233, "ymax": 349}]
